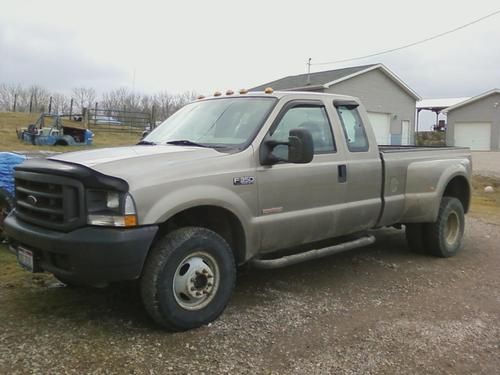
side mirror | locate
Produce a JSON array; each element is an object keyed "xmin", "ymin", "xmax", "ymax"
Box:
[
  {"xmin": 260, "ymin": 128, "xmax": 314, "ymax": 165},
  {"xmin": 287, "ymin": 128, "xmax": 314, "ymax": 164}
]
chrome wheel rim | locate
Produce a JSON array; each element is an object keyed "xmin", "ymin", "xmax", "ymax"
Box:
[
  {"xmin": 445, "ymin": 211, "xmax": 460, "ymax": 246},
  {"xmin": 172, "ymin": 251, "xmax": 219, "ymax": 310}
]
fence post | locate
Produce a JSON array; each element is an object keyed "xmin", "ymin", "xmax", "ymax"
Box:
[
  {"xmin": 151, "ymin": 105, "xmax": 156, "ymax": 129},
  {"xmin": 48, "ymin": 96, "xmax": 53, "ymax": 114},
  {"xmin": 29, "ymin": 94, "xmax": 33, "ymax": 113},
  {"xmin": 82, "ymin": 107, "xmax": 89, "ymax": 129},
  {"xmin": 69, "ymin": 98, "xmax": 73, "ymax": 120},
  {"xmin": 13, "ymin": 94, "xmax": 17, "ymax": 112},
  {"xmin": 94, "ymin": 102, "xmax": 98, "ymax": 126}
]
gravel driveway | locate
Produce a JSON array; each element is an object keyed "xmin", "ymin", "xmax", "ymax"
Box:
[
  {"xmin": 1, "ymin": 215, "xmax": 499, "ymax": 374},
  {"xmin": 472, "ymin": 151, "xmax": 500, "ymax": 177}
]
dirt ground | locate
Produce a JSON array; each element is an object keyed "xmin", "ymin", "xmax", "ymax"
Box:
[{"xmin": 1, "ymin": 211, "xmax": 499, "ymax": 374}]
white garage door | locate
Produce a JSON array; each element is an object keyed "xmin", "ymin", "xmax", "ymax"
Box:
[
  {"xmin": 367, "ymin": 112, "xmax": 391, "ymax": 145},
  {"xmin": 454, "ymin": 122, "xmax": 491, "ymax": 150}
]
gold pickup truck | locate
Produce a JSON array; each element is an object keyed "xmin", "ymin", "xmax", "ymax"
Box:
[{"xmin": 5, "ymin": 91, "xmax": 471, "ymax": 331}]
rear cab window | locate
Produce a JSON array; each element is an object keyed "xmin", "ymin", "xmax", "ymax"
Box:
[{"xmin": 335, "ymin": 103, "xmax": 369, "ymax": 152}]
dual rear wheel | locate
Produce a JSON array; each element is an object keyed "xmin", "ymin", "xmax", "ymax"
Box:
[{"xmin": 406, "ymin": 197, "xmax": 465, "ymax": 257}]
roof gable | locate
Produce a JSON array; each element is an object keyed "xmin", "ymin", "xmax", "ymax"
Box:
[
  {"xmin": 444, "ymin": 89, "xmax": 500, "ymax": 113},
  {"xmin": 250, "ymin": 64, "xmax": 420, "ymax": 100},
  {"xmin": 251, "ymin": 64, "xmax": 377, "ymax": 91}
]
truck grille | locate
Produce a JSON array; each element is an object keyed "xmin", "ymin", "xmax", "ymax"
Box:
[{"xmin": 14, "ymin": 171, "xmax": 85, "ymax": 231}]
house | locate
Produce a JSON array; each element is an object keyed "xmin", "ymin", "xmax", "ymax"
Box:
[
  {"xmin": 443, "ymin": 89, "xmax": 500, "ymax": 151},
  {"xmin": 251, "ymin": 64, "xmax": 421, "ymax": 145}
]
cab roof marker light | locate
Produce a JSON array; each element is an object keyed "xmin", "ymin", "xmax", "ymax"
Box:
[
  {"xmin": 213, "ymin": 91, "xmax": 222, "ymax": 97},
  {"xmin": 197, "ymin": 95, "xmax": 205, "ymax": 100},
  {"xmin": 264, "ymin": 87, "xmax": 274, "ymax": 94},
  {"xmin": 226, "ymin": 89, "xmax": 234, "ymax": 95},
  {"xmin": 239, "ymin": 88, "xmax": 249, "ymax": 94}
]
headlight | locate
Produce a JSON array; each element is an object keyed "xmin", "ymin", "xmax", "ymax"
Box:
[{"xmin": 86, "ymin": 190, "xmax": 138, "ymax": 227}]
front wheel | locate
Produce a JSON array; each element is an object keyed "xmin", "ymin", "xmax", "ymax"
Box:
[{"xmin": 140, "ymin": 227, "xmax": 236, "ymax": 331}]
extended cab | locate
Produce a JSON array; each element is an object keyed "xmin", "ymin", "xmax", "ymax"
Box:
[{"xmin": 5, "ymin": 91, "xmax": 471, "ymax": 330}]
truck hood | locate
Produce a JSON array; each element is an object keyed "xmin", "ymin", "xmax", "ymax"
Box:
[{"xmin": 49, "ymin": 145, "xmax": 226, "ymax": 176}]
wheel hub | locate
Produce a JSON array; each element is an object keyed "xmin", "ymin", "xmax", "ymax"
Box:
[{"xmin": 173, "ymin": 252, "xmax": 219, "ymax": 310}]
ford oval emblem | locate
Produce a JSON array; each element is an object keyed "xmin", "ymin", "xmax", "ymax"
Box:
[{"xmin": 27, "ymin": 195, "xmax": 38, "ymax": 205}]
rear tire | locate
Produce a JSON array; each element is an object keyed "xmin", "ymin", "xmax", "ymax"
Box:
[
  {"xmin": 140, "ymin": 227, "xmax": 236, "ymax": 331},
  {"xmin": 426, "ymin": 197, "xmax": 465, "ymax": 257}
]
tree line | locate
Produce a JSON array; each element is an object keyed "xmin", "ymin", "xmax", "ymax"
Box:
[{"xmin": 0, "ymin": 84, "xmax": 198, "ymax": 122}]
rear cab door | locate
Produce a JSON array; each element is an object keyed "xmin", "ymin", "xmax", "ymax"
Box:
[{"xmin": 329, "ymin": 99, "xmax": 383, "ymax": 234}]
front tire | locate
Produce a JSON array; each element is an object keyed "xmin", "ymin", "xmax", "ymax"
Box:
[{"xmin": 140, "ymin": 227, "xmax": 236, "ymax": 331}]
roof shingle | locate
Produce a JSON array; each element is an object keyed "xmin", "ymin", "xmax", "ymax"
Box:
[{"xmin": 250, "ymin": 64, "xmax": 378, "ymax": 91}]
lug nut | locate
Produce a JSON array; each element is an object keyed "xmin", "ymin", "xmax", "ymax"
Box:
[
  {"xmin": 190, "ymin": 287, "xmax": 196, "ymax": 291},
  {"xmin": 196, "ymin": 292, "xmax": 202, "ymax": 296},
  {"xmin": 190, "ymin": 277, "xmax": 195, "ymax": 282},
  {"xmin": 207, "ymin": 275, "xmax": 213, "ymax": 279},
  {"xmin": 207, "ymin": 282, "xmax": 213, "ymax": 287},
  {"xmin": 202, "ymin": 269, "xmax": 208, "ymax": 274}
]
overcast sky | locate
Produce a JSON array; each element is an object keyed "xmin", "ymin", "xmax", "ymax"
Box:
[{"xmin": 1, "ymin": 0, "xmax": 499, "ymax": 100}]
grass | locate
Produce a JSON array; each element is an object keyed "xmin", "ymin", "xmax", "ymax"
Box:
[
  {"xmin": 0, "ymin": 111, "xmax": 141, "ymax": 152},
  {"xmin": 469, "ymin": 175, "xmax": 500, "ymax": 224}
]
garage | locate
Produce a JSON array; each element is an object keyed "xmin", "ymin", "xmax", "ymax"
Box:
[
  {"xmin": 367, "ymin": 112, "xmax": 391, "ymax": 145},
  {"xmin": 445, "ymin": 89, "xmax": 500, "ymax": 151},
  {"xmin": 454, "ymin": 122, "xmax": 491, "ymax": 150}
]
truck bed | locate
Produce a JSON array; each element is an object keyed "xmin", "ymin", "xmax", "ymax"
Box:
[{"xmin": 377, "ymin": 145, "xmax": 471, "ymax": 228}]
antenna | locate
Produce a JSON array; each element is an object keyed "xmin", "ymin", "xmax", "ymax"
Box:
[{"xmin": 306, "ymin": 58, "xmax": 312, "ymax": 85}]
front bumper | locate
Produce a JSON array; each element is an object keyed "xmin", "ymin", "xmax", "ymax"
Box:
[{"xmin": 4, "ymin": 213, "xmax": 158, "ymax": 285}]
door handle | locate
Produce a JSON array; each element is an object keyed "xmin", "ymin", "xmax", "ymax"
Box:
[{"xmin": 338, "ymin": 164, "xmax": 347, "ymax": 183}]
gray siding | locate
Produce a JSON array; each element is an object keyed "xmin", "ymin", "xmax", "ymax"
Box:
[
  {"xmin": 323, "ymin": 69, "xmax": 417, "ymax": 145},
  {"xmin": 446, "ymin": 93, "xmax": 500, "ymax": 150}
]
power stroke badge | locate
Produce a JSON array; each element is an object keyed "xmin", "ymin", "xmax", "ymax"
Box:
[{"xmin": 233, "ymin": 176, "xmax": 255, "ymax": 186}]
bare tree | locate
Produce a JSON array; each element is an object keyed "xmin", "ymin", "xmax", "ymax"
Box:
[
  {"xmin": 72, "ymin": 87, "xmax": 96, "ymax": 112},
  {"xmin": 50, "ymin": 92, "xmax": 71, "ymax": 114},
  {"xmin": 26, "ymin": 85, "xmax": 50, "ymax": 112}
]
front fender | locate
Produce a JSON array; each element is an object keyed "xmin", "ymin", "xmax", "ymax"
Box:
[{"xmin": 139, "ymin": 184, "xmax": 258, "ymax": 258}]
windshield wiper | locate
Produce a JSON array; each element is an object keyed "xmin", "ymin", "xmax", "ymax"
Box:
[
  {"xmin": 137, "ymin": 140, "xmax": 156, "ymax": 145},
  {"xmin": 166, "ymin": 140, "xmax": 209, "ymax": 148}
]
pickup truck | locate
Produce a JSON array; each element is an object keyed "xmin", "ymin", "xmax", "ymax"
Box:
[{"xmin": 4, "ymin": 90, "xmax": 472, "ymax": 331}]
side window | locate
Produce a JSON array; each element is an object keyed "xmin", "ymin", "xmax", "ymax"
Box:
[
  {"xmin": 269, "ymin": 105, "xmax": 336, "ymax": 158},
  {"xmin": 336, "ymin": 105, "xmax": 369, "ymax": 152}
]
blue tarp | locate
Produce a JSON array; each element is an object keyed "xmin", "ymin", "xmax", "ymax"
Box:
[{"xmin": 0, "ymin": 152, "xmax": 26, "ymax": 194}]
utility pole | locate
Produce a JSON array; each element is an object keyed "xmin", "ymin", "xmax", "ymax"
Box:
[{"xmin": 306, "ymin": 58, "xmax": 312, "ymax": 85}]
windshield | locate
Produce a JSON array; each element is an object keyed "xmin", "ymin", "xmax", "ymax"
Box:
[{"xmin": 143, "ymin": 97, "xmax": 276, "ymax": 149}]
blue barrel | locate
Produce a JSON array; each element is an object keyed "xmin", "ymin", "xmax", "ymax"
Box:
[
  {"xmin": 84, "ymin": 129, "xmax": 94, "ymax": 145},
  {"xmin": 0, "ymin": 152, "xmax": 27, "ymax": 195}
]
